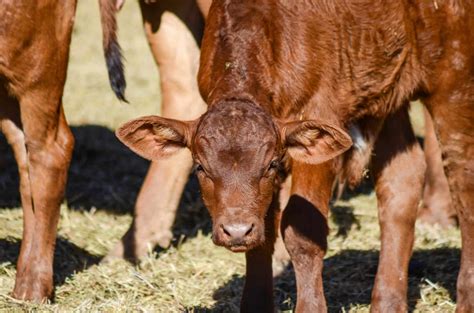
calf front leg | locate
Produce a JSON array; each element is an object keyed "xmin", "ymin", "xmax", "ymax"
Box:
[
  {"xmin": 281, "ymin": 162, "xmax": 334, "ymax": 312},
  {"xmin": 241, "ymin": 201, "xmax": 279, "ymax": 313},
  {"xmin": 370, "ymin": 107, "xmax": 425, "ymax": 312}
]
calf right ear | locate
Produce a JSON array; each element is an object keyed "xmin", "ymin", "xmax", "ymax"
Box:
[{"xmin": 116, "ymin": 115, "xmax": 197, "ymax": 161}]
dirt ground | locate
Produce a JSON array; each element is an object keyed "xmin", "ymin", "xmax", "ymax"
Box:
[{"xmin": 0, "ymin": 1, "xmax": 461, "ymax": 312}]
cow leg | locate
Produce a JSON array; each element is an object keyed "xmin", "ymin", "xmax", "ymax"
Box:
[
  {"xmin": 0, "ymin": 92, "xmax": 34, "ymax": 298},
  {"xmin": 107, "ymin": 0, "xmax": 207, "ymax": 261},
  {"xmin": 281, "ymin": 162, "xmax": 334, "ymax": 312},
  {"xmin": 241, "ymin": 204, "xmax": 278, "ymax": 313},
  {"xmin": 369, "ymin": 107, "xmax": 425, "ymax": 312},
  {"xmin": 426, "ymin": 93, "xmax": 474, "ymax": 312},
  {"xmin": 417, "ymin": 108, "xmax": 456, "ymax": 227},
  {"xmin": 9, "ymin": 95, "xmax": 73, "ymax": 302}
]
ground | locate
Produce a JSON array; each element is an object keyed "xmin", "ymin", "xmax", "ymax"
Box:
[{"xmin": 0, "ymin": 1, "xmax": 461, "ymax": 312}]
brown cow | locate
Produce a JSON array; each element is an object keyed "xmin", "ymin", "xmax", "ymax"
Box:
[
  {"xmin": 118, "ymin": 1, "xmax": 474, "ymax": 312},
  {"xmin": 0, "ymin": 0, "xmax": 124, "ymax": 302}
]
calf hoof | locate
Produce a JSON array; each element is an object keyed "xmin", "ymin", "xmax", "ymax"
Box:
[
  {"xmin": 371, "ymin": 293, "xmax": 406, "ymax": 313},
  {"xmin": 12, "ymin": 270, "xmax": 53, "ymax": 303},
  {"xmin": 456, "ymin": 276, "xmax": 474, "ymax": 313},
  {"xmin": 456, "ymin": 302, "xmax": 474, "ymax": 313}
]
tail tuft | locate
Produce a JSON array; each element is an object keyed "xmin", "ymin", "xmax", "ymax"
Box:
[
  {"xmin": 99, "ymin": 0, "xmax": 127, "ymax": 102},
  {"xmin": 105, "ymin": 40, "xmax": 127, "ymax": 102}
]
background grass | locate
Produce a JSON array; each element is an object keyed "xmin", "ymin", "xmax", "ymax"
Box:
[{"xmin": 0, "ymin": 1, "xmax": 461, "ymax": 312}]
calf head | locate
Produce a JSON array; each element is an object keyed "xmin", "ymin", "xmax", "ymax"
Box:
[{"xmin": 117, "ymin": 100, "xmax": 352, "ymax": 252}]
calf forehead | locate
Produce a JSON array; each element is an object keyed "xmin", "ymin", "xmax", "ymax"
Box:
[
  {"xmin": 194, "ymin": 101, "xmax": 278, "ymax": 165},
  {"xmin": 197, "ymin": 101, "xmax": 277, "ymax": 145}
]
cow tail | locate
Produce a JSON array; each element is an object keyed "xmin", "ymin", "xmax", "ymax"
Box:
[{"xmin": 99, "ymin": 0, "xmax": 127, "ymax": 102}]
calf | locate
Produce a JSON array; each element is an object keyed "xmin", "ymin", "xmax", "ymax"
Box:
[
  {"xmin": 0, "ymin": 0, "xmax": 124, "ymax": 301},
  {"xmin": 109, "ymin": 0, "xmax": 457, "ymax": 263},
  {"xmin": 118, "ymin": 1, "xmax": 473, "ymax": 312}
]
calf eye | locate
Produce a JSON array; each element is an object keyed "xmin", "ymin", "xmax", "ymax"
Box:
[
  {"xmin": 195, "ymin": 163, "xmax": 204, "ymax": 173},
  {"xmin": 268, "ymin": 160, "xmax": 279, "ymax": 171}
]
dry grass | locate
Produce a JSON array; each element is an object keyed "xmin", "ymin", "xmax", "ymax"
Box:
[{"xmin": 0, "ymin": 1, "xmax": 461, "ymax": 312}]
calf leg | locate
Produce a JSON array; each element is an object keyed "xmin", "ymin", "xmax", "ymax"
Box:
[
  {"xmin": 418, "ymin": 108, "xmax": 456, "ymax": 227},
  {"xmin": 370, "ymin": 107, "xmax": 425, "ymax": 312},
  {"xmin": 107, "ymin": 0, "xmax": 207, "ymax": 261},
  {"xmin": 281, "ymin": 162, "xmax": 334, "ymax": 312},
  {"xmin": 426, "ymin": 93, "xmax": 474, "ymax": 313},
  {"xmin": 9, "ymin": 96, "xmax": 73, "ymax": 301},
  {"xmin": 241, "ymin": 204, "xmax": 278, "ymax": 313}
]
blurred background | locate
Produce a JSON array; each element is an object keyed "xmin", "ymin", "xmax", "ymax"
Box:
[{"xmin": 0, "ymin": 1, "xmax": 461, "ymax": 312}]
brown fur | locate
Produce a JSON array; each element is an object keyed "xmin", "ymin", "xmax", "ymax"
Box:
[
  {"xmin": 0, "ymin": 0, "xmax": 124, "ymax": 302},
  {"xmin": 118, "ymin": 1, "xmax": 473, "ymax": 312}
]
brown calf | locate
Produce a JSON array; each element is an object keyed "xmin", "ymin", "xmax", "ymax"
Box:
[
  {"xmin": 118, "ymin": 1, "xmax": 473, "ymax": 312},
  {"xmin": 0, "ymin": 0, "xmax": 124, "ymax": 302},
  {"xmin": 109, "ymin": 0, "xmax": 456, "ymax": 265}
]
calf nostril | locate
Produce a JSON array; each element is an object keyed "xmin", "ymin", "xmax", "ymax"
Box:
[
  {"xmin": 221, "ymin": 223, "xmax": 254, "ymax": 240},
  {"xmin": 245, "ymin": 224, "xmax": 254, "ymax": 236},
  {"xmin": 221, "ymin": 224, "xmax": 231, "ymax": 237}
]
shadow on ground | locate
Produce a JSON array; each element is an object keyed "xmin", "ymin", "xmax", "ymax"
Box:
[
  {"xmin": 0, "ymin": 124, "xmax": 366, "ymax": 247},
  {"xmin": 0, "ymin": 125, "xmax": 148, "ymax": 213},
  {"xmin": 189, "ymin": 248, "xmax": 459, "ymax": 312},
  {"xmin": 0, "ymin": 125, "xmax": 209, "ymax": 260},
  {"xmin": 0, "ymin": 237, "xmax": 100, "ymax": 287}
]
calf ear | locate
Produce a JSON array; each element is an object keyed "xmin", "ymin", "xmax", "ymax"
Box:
[
  {"xmin": 282, "ymin": 120, "xmax": 353, "ymax": 164},
  {"xmin": 116, "ymin": 115, "xmax": 196, "ymax": 161}
]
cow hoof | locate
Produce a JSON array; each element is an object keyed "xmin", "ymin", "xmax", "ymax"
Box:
[
  {"xmin": 105, "ymin": 230, "xmax": 173, "ymax": 263},
  {"xmin": 12, "ymin": 271, "xmax": 53, "ymax": 303}
]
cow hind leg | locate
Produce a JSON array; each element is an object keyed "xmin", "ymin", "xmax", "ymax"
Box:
[
  {"xmin": 9, "ymin": 92, "xmax": 73, "ymax": 302},
  {"xmin": 370, "ymin": 107, "xmax": 425, "ymax": 312},
  {"xmin": 107, "ymin": 0, "xmax": 207, "ymax": 261}
]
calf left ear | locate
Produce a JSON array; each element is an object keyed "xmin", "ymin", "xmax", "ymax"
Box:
[
  {"xmin": 281, "ymin": 120, "xmax": 353, "ymax": 164},
  {"xmin": 116, "ymin": 115, "xmax": 197, "ymax": 161}
]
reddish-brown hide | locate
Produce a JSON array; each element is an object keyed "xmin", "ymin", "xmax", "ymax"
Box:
[
  {"xmin": 118, "ymin": 1, "xmax": 473, "ymax": 312},
  {"xmin": 108, "ymin": 0, "xmax": 457, "ymax": 265},
  {"xmin": 0, "ymin": 0, "xmax": 124, "ymax": 302}
]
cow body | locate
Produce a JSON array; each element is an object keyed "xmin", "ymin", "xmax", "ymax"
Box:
[
  {"xmin": 0, "ymin": 0, "xmax": 123, "ymax": 301},
  {"xmin": 118, "ymin": 0, "xmax": 473, "ymax": 312}
]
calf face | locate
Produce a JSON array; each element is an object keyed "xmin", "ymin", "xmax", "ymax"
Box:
[{"xmin": 117, "ymin": 100, "xmax": 352, "ymax": 252}]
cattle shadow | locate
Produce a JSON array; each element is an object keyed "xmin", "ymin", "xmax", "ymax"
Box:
[
  {"xmin": 0, "ymin": 125, "xmax": 149, "ymax": 213},
  {"xmin": 187, "ymin": 248, "xmax": 459, "ymax": 312},
  {"xmin": 0, "ymin": 125, "xmax": 210, "ymax": 249},
  {"xmin": 0, "ymin": 237, "xmax": 100, "ymax": 287}
]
